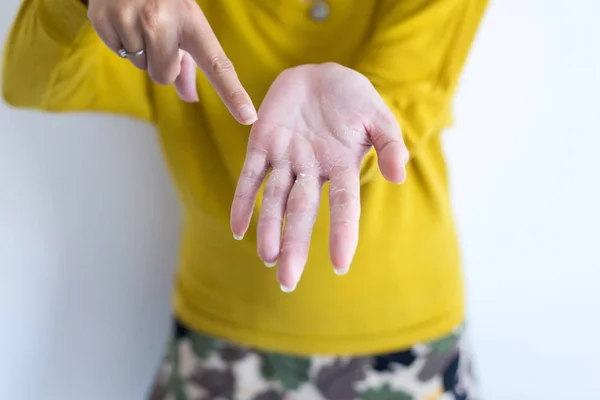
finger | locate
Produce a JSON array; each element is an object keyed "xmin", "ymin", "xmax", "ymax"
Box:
[
  {"xmin": 328, "ymin": 167, "xmax": 361, "ymax": 276},
  {"xmin": 180, "ymin": 9, "xmax": 257, "ymax": 125},
  {"xmin": 112, "ymin": 15, "xmax": 148, "ymax": 70},
  {"xmin": 368, "ymin": 113, "xmax": 410, "ymax": 184},
  {"xmin": 257, "ymin": 167, "xmax": 293, "ymax": 267},
  {"xmin": 174, "ymin": 51, "xmax": 199, "ymax": 103},
  {"xmin": 142, "ymin": 14, "xmax": 181, "ymax": 85},
  {"xmin": 231, "ymin": 140, "xmax": 269, "ymax": 240},
  {"xmin": 89, "ymin": 13, "xmax": 125, "ymax": 55},
  {"xmin": 277, "ymin": 173, "xmax": 322, "ymax": 292}
]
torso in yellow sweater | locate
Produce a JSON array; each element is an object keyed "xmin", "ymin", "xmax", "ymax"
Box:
[{"xmin": 3, "ymin": 0, "xmax": 487, "ymax": 354}]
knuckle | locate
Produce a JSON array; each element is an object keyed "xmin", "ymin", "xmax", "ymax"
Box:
[
  {"xmin": 266, "ymin": 184, "xmax": 287, "ymax": 200},
  {"xmin": 259, "ymin": 211, "xmax": 283, "ymax": 223},
  {"xmin": 330, "ymin": 205, "xmax": 361, "ymax": 223},
  {"xmin": 226, "ymin": 88, "xmax": 249, "ymax": 108},
  {"xmin": 239, "ymin": 157, "xmax": 268, "ymax": 184},
  {"xmin": 246, "ymin": 136, "xmax": 270, "ymax": 155},
  {"xmin": 208, "ymin": 55, "xmax": 235, "ymax": 75},
  {"xmin": 330, "ymin": 220, "xmax": 353, "ymax": 232},
  {"xmin": 233, "ymin": 191, "xmax": 251, "ymax": 200},
  {"xmin": 246, "ymin": 142, "xmax": 268, "ymax": 156},
  {"xmin": 266, "ymin": 169, "xmax": 292, "ymax": 190},
  {"xmin": 240, "ymin": 165, "xmax": 267, "ymax": 182},
  {"xmin": 330, "ymin": 190, "xmax": 359, "ymax": 209},
  {"xmin": 111, "ymin": 7, "xmax": 135, "ymax": 27},
  {"xmin": 139, "ymin": 2, "xmax": 166, "ymax": 32},
  {"xmin": 87, "ymin": 8, "xmax": 108, "ymax": 28},
  {"xmin": 181, "ymin": 0, "xmax": 200, "ymax": 14},
  {"xmin": 286, "ymin": 196, "xmax": 317, "ymax": 216},
  {"xmin": 282, "ymin": 235, "xmax": 311, "ymax": 248}
]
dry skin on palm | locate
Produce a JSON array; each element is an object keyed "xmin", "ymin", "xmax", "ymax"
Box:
[{"xmin": 230, "ymin": 64, "xmax": 409, "ymax": 292}]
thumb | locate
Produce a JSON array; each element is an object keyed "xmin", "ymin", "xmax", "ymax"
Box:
[
  {"xmin": 174, "ymin": 51, "xmax": 199, "ymax": 103},
  {"xmin": 368, "ymin": 116, "xmax": 410, "ymax": 184}
]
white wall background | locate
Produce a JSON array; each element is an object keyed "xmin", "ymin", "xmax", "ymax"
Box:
[{"xmin": 1, "ymin": 0, "xmax": 598, "ymax": 399}]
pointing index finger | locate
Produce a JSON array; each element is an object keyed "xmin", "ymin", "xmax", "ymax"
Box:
[{"xmin": 180, "ymin": 8, "xmax": 257, "ymax": 125}]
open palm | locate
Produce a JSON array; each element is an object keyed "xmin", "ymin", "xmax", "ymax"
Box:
[{"xmin": 231, "ymin": 63, "xmax": 409, "ymax": 291}]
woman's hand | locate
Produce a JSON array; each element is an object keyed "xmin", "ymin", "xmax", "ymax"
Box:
[
  {"xmin": 231, "ymin": 63, "xmax": 409, "ymax": 291},
  {"xmin": 87, "ymin": 0, "xmax": 257, "ymax": 124}
]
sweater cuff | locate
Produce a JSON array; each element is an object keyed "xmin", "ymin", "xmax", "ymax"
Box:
[{"xmin": 39, "ymin": 0, "xmax": 89, "ymax": 46}]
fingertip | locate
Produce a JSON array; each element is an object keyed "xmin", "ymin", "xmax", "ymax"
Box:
[
  {"xmin": 276, "ymin": 260, "xmax": 301, "ymax": 294},
  {"xmin": 258, "ymin": 224, "xmax": 284, "ymax": 267},
  {"xmin": 277, "ymin": 275, "xmax": 297, "ymax": 292},
  {"xmin": 403, "ymin": 147, "xmax": 410, "ymax": 165},
  {"xmin": 231, "ymin": 217, "xmax": 247, "ymax": 240},
  {"xmin": 238, "ymin": 104, "xmax": 258, "ymax": 125},
  {"xmin": 176, "ymin": 88, "xmax": 199, "ymax": 103},
  {"xmin": 231, "ymin": 217, "xmax": 247, "ymax": 241},
  {"xmin": 258, "ymin": 243, "xmax": 280, "ymax": 268},
  {"xmin": 385, "ymin": 161, "xmax": 406, "ymax": 184},
  {"xmin": 381, "ymin": 163, "xmax": 406, "ymax": 184},
  {"xmin": 331, "ymin": 251, "xmax": 354, "ymax": 276},
  {"xmin": 399, "ymin": 164, "xmax": 407, "ymax": 184},
  {"xmin": 233, "ymin": 233, "xmax": 244, "ymax": 241},
  {"xmin": 280, "ymin": 284, "xmax": 296, "ymax": 293},
  {"xmin": 378, "ymin": 144, "xmax": 408, "ymax": 184},
  {"xmin": 175, "ymin": 53, "xmax": 199, "ymax": 103}
]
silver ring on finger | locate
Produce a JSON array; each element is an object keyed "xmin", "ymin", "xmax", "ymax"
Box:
[{"xmin": 118, "ymin": 48, "xmax": 145, "ymax": 59}]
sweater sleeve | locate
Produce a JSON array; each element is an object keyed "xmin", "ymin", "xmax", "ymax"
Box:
[
  {"xmin": 2, "ymin": 0, "xmax": 153, "ymax": 122},
  {"xmin": 355, "ymin": 0, "xmax": 487, "ymax": 157}
]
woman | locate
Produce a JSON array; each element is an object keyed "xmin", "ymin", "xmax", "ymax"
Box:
[{"xmin": 3, "ymin": 0, "xmax": 487, "ymax": 398}]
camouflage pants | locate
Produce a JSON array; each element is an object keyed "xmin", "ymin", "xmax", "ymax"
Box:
[{"xmin": 148, "ymin": 320, "xmax": 478, "ymax": 400}]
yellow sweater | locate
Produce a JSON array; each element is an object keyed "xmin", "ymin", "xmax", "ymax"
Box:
[{"xmin": 3, "ymin": 0, "xmax": 487, "ymax": 355}]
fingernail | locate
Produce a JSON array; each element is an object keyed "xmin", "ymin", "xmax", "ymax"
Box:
[
  {"xmin": 280, "ymin": 284, "xmax": 296, "ymax": 293},
  {"xmin": 264, "ymin": 261, "xmax": 277, "ymax": 268},
  {"xmin": 399, "ymin": 164, "xmax": 407, "ymax": 184},
  {"xmin": 233, "ymin": 233, "xmax": 244, "ymax": 241},
  {"xmin": 402, "ymin": 148, "xmax": 410, "ymax": 165},
  {"xmin": 238, "ymin": 105, "xmax": 257, "ymax": 125},
  {"xmin": 334, "ymin": 266, "xmax": 349, "ymax": 276}
]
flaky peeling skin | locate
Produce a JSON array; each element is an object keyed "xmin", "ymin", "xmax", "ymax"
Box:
[{"xmin": 230, "ymin": 63, "xmax": 408, "ymax": 292}]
